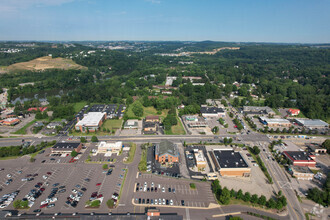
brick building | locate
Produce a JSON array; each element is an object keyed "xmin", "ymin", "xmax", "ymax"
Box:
[{"xmin": 155, "ymin": 141, "xmax": 179, "ymax": 163}]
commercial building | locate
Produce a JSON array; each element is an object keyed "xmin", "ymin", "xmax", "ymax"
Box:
[
  {"xmin": 287, "ymin": 109, "xmax": 300, "ymax": 116},
  {"xmin": 200, "ymin": 106, "xmax": 225, "ymax": 118},
  {"xmin": 0, "ymin": 118, "xmax": 20, "ymax": 126},
  {"xmin": 259, "ymin": 117, "xmax": 291, "ymax": 127},
  {"xmin": 289, "ymin": 166, "xmax": 314, "ymax": 180},
  {"xmin": 185, "ymin": 115, "xmax": 198, "ymax": 121},
  {"xmin": 123, "ymin": 120, "xmax": 139, "ymax": 129},
  {"xmin": 145, "ymin": 115, "xmax": 160, "ymax": 123},
  {"xmin": 194, "ymin": 150, "xmax": 207, "ymax": 169},
  {"xmin": 294, "ymin": 119, "xmax": 328, "ymax": 129},
  {"xmin": 97, "ymin": 141, "xmax": 122, "ymax": 156},
  {"xmin": 188, "ymin": 122, "xmax": 207, "ymax": 128},
  {"xmin": 210, "ymin": 149, "xmax": 251, "ymax": 177},
  {"xmin": 75, "ymin": 112, "xmax": 106, "ymax": 132},
  {"xmin": 241, "ymin": 106, "xmax": 275, "ymax": 116},
  {"xmin": 306, "ymin": 143, "xmax": 327, "ymax": 154},
  {"xmin": 51, "ymin": 142, "xmax": 82, "ymax": 154},
  {"xmin": 46, "ymin": 121, "xmax": 62, "ymax": 129},
  {"xmin": 283, "ymin": 151, "xmax": 316, "ymax": 167},
  {"xmin": 155, "ymin": 141, "xmax": 179, "ymax": 163}
]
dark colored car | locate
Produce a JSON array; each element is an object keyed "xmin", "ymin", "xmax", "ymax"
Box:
[{"xmin": 181, "ymin": 200, "xmax": 185, "ymax": 206}]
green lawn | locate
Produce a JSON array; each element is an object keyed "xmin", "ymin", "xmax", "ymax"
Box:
[
  {"xmin": 126, "ymin": 102, "xmax": 168, "ymax": 119},
  {"xmin": 124, "ymin": 143, "xmax": 136, "ymax": 164},
  {"xmin": 13, "ymin": 119, "xmax": 36, "ymax": 135},
  {"xmin": 73, "ymin": 102, "xmax": 87, "ymax": 113},
  {"xmin": 165, "ymin": 117, "xmax": 186, "ymax": 135},
  {"xmin": 101, "ymin": 119, "xmax": 123, "ymax": 130}
]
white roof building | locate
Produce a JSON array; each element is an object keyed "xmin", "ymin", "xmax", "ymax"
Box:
[
  {"xmin": 97, "ymin": 141, "xmax": 122, "ymax": 156},
  {"xmin": 75, "ymin": 112, "xmax": 106, "ymax": 132}
]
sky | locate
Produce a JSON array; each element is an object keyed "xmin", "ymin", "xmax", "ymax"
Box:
[{"xmin": 0, "ymin": 0, "xmax": 329, "ymax": 43}]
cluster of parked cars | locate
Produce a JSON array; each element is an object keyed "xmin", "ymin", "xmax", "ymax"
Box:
[
  {"xmin": 0, "ymin": 190, "xmax": 19, "ymax": 209},
  {"xmin": 136, "ymin": 182, "xmax": 175, "ymax": 194},
  {"xmin": 66, "ymin": 184, "xmax": 86, "ymax": 208},
  {"xmin": 137, "ymin": 198, "xmax": 182, "ymax": 206},
  {"xmin": 152, "ymin": 171, "xmax": 180, "ymax": 178}
]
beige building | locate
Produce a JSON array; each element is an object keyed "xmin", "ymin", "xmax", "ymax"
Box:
[
  {"xmin": 194, "ymin": 150, "xmax": 207, "ymax": 169},
  {"xmin": 290, "ymin": 166, "xmax": 314, "ymax": 180},
  {"xmin": 97, "ymin": 141, "xmax": 122, "ymax": 156}
]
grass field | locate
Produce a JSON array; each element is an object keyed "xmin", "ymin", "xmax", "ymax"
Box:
[
  {"xmin": 165, "ymin": 117, "xmax": 186, "ymax": 135},
  {"xmin": 101, "ymin": 119, "xmax": 123, "ymax": 130},
  {"xmin": 73, "ymin": 102, "xmax": 87, "ymax": 113},
  {"xmin": 4, "ymin": 56, "xmax": 87, "ymax": 72},
  {"xmin": 126, "ymin": 103, "xmax": 168, "ymax": 119},
  {"xmin": 13, "ymin": 120, "xmax": 36, "ymax": 135}
]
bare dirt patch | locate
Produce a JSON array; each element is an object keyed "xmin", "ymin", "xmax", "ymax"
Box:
[{"xmin": 5, "ymin": 56, "xmax": 87, "ymax": 72}]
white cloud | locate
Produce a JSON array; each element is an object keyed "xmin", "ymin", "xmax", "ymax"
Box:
[
  {"xmin": 0, "ymin": 0, "xmax": 75, "ymax": 12},
  {"xmin": 145, "ymin": 0, "xmax": 161, "ymax": 4}
]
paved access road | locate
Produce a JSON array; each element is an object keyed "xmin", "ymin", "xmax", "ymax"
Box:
[{"xmin": 258, "ymin": 141, "xmax": 305, "ymax": 220}]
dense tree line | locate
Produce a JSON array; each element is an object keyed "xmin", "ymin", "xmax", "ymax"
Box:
[
  {"xmin": 0, "ymin": 141, "xmax": 56, "ymax": 158},
  {"xmin": 211, "ymin": 179, "xmax": 287, "ymax": 210}
]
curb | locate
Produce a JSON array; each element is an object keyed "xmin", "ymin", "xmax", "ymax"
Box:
[{"xmin": 132, "ymin": 199, "xmax": 220, "ymax": 210}]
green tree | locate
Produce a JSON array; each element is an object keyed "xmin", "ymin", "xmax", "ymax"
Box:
[
  {"xmin": 80, "ymin": 137, "xmax": 87, "ymax": 143},
  {"xmin": 91, "ymin": 136, "xmax": 98, "ymax": 142},
  {"xmin": 71, "ymin": 150, "xmax": 78, "ymax": 158},
  {"xmin": 236, "ymin": 189, "xmax": 243, "ymax": 200},
  {"xmin": 219, "ymin": 187, "xmax": 231, "ymax": 205},
  {"xmin": 258, "ymin": 195, "xmax": 267, "ymax": 206},
  {"xmin": 251, "ymin": 194, "xmax": 259, "ymax": 204},
  {"xmin": 107, "ymin": 199, "xmax": 115, "ymax": 208},
  {"xmin": 243, "ymin": 192, "xmax": 251, "ymax": 202},
  {"xmin": 252, "ymin": 146, "xmax": 260, "ymax": 155},
  {"xmin": 132, "ymin": 101, "xmax": 144, "ymax": 117},
  {"xmin": 322, "ymin": 139, "xmax": 330, "ymax": 153},
  {"xmin": 102, "ymin": 164, "xmax": 108, "ymax": 170}
]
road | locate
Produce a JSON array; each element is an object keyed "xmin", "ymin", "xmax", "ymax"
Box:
[{"xmin": 258, "ymin": 141, "xmax": 305, "ymax": 220}]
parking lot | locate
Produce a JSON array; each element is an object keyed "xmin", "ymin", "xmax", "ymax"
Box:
[
  {"xmin": 133, "ymin": 173, "xmax": 216, "ymax": 208},
  {"xmin": 0, "ymin": 151, "xmax": 127, "ymax": 214}
]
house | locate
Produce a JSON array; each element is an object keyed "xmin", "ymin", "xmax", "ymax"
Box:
[
  {"xmin": 200, "ymin": 107, "xmax": 225, "ymax": 118},
  {"xmin": 123, "ymin": 120, "xmax": 139, "ymax": 129},
  {"xmin": 145, "ymin": 115, "xmax": 160, "ymax": 123},
  {"xmin": 143, "ymin": 122, "xmax": 157, "ymax": 133},
  {"xmin": 47, "ymin": 122, "xmax": 62, "ymax": 129},
  {"xmin": 0, "ymin": 118, "xmax": 20, "ymax": 126},
  {"xmin": 27, "ymin": 107, "xmax": 48, "ymax": 112},
  {"xmin": 289, "ymin": 166, "xmax": 314, "ymax": 180},
  {"xmin": 155, "ymin": 141, "xmax": 179, "ymax": 163},
  {"xmin": 51, "ymin": 142, "xmax": 83, "ymax": 154},
  {"xmin": 75, "ymin": 112, "xmax": 106, "ymax": 133},
  {"xmin": 287, "ymin": 109, "xmax": 300, "ymax": 116},
  {"xmin": 209, "ymin": 149, "xmax": 251, "ymax": 177},
  {"xmin": 259, "ymin": 117, "xmax": 291, "ymax": 127},
  {"xmin": 283, "ymin": 151, "xmax": 316, "ymax": 167},
  {"xmin": 97, "ymin": 141, "xmax": 122, "ymax": 156}
]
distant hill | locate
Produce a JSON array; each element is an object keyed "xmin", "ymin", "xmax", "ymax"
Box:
[{"xmin": 4, "ymin": 56, "xmax": 87, "ymax": 72}]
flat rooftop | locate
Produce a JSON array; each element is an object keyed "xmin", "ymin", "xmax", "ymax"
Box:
[
  {"xmin": 259, "ymin": 117, "xmax": 290, "ymax": 124},
  {"xmin": 200, "ymin": 107, "xmax": 225, "ymax": 114},
  {"xmin": 283, "ymin": 151, "xmax": 314, "ymax": 161},
  {"xmin": 76, "ymin": 112, "xmax": 106, "ymax": 127},
  {"xmin": 295, "ymin": 119, "xmax": 328, "ymax": 127},
  {"xmin": 213, "ymin": 150, "xmax": 248, "ymax": 168},
  {"xmin": 291, "ymin": 165, "xmax": 313, "ymax": 174}
]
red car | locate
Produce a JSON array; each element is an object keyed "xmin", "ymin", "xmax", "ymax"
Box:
[
  {"xmin": 40, "ymin": 203, "xmax": 48, "ymax": 208},
  {"xmin": 91, "ymin": 192, "xmax": 97, "ymax": 197},
  {"xmin": 97, "ymin": 194, "xmax": 103, "ymax": 198},
  {"xmin": 47, "ymin": 172, "xmax": 52, "ymax": 175},
  {"xmin": 96, "ymin": 183, "xmax": 101, "ymax": 186},
  {"xmin": 40, "ymin": 188, "xmax": 45, "ymax": 192},
  {"xmin": 37, "ymin": 182, "xmax": 43, "ymax": 186}
]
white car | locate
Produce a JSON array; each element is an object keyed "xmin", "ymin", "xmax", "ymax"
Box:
[
  {"xmin": 41, "ymin": 200, "xmax": 48, "ymax": 205},
  {"xmin": 6, "ymin": 174, "xmax": 12, "ymax": 178},
  {"xmin": 50, "ymin": 197, "xmax": 58, "ymax": 203},
  {"xmin": 0, "ymin": 204, "xmax": 8, "ymax": 209},
  {"xmin": 154, "ymin": 199, "xmax": 158, "ymax": 205},
  {"xmin": 151, "ymin": 182, "xmax": 154, "ymax": 187},
  {"xmin": 170, "ymin": 199, "xmax": 173, "ymax": 205},
  {"xmin": 72, "ymin": 189, "xmax": 78, "ymax": 194},
  {"xmin": 158, "ymin": 198, "xmax": 161, "ymax": 204},
  {"xmin": 21, "ymin": 178, "xmax": 27, "ymax": 181},
  {"xmin": 42, "ymin": 175, "xmax": 48, "ymax": 180},
  {"xmin": 162, "ymin": 199, "xmax": 166, "ymax": 205},
  {"xmin": 162, "ymin": 187, "xmax": 165, "ymax": 193}
]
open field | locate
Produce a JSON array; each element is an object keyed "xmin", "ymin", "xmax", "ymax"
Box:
[
  {"xmin": 126, "ymin": 103, "xmax": 168, "ymax": 119},
  {"xmin": 73, "ymin": 102, "xmax": 87, "ymax": 113},
  {"xmin": 101, "ymin": 119, "xmax": 123, "ymax": 130},
  {"xmin": 165, "ymin": 117, "xmax": 186, "ymax": 135},
  {"xmin": 4, "ymin": 56, "xmax": 87, "ymax": 72}
]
